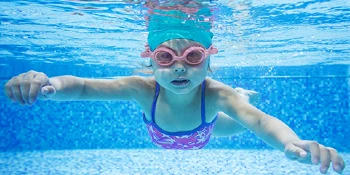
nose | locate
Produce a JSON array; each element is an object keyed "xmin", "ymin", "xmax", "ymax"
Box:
[{"xmin": 173, "ymin": 62, "xmax": 187, "ymax": 73}]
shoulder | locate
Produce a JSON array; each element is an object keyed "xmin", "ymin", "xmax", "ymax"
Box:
[
  {"xmin": 124, "ymin": 76, "xmax": 157, "ymax": 111},
  {"xmin": 122, "ymin": 75, "xmax": 155, "ymax": 88},
  {"xmin": 123, "ymin": 76, "xmax": 156, "ymax": 102},
  {"xmin": 117, "ymin": 75, "xmax": 156, "ymax": 94},
  {"xmin": 204, "ymin": 77, "xmax": 241, "ymax": 109},
  {"xmin": 205, "ymin": 77, "xmax": 236, "ymax": 97}
]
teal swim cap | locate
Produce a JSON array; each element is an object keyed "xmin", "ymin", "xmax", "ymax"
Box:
[
  {"xmin": 148, "ymin": 29, "xmax": 213, "ymax": 51},
  {"xmin": 147, "ymin": 7, "xmax": 213, "ymax": 51}
]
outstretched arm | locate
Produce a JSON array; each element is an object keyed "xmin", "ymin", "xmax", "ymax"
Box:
[
  {"xmin": 4, "ymin": 70, "xmax": 149, "ymax": 105},
  {"xmin": 214, "ymin": 83, "xmax": 345, "ymax": 174},
  {"xmin": 50, "ymin": 75, "xmax": 147, "ymax": 101}
]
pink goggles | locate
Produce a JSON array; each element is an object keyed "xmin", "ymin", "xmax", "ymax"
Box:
[{"xmin": 141, "ymin": 44, "xmax": 218, "ymax": 66}]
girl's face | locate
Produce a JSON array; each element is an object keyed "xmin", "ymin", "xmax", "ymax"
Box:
[{"xmin": 151, "ymin": 39, "xmax": 210, "ymax": 95}]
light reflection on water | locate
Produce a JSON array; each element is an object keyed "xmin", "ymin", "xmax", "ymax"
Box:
[{"xmin": 0, "ymin": 0, "xmax": 349, "ymax": 68}]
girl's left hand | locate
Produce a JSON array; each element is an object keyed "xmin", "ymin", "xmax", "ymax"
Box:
[{"xmin": 284, "ymin": 140, "xmax": 345, "ymax": 174}]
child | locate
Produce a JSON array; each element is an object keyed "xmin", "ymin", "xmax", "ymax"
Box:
[
  {"xmin": 4, "ymin": 4, "xmax": 345, "ymax": 175},
  {"xmin": 4, "ymin": 38, "xmax": 346, "ymax": 175}
]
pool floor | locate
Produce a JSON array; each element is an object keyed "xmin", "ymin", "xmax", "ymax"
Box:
[{"xmin": 1, "ymin": 149, "xmax": 349, "ymax": 175}]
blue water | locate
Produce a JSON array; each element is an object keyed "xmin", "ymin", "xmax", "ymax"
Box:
[{"xmin": 0, "ymin": 0, "xmax": 349, "ymax": 174}]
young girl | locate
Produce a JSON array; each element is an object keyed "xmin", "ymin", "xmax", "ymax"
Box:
[
  {"xmin": 4, "ymin": 35, "xmax": 345, "ymax": 175},
  {"xmin": 3, "ymin": 3, "xmax": 346, "ymax": 174}
]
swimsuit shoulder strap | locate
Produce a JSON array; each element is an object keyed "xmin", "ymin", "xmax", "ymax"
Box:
[
  {"xmin": 151, "ymin": 82, "xmax": 160, "ymax": 123},
  {"xmin": 201, "ymin": 80, "xmax": 206, "ymax": 123}
]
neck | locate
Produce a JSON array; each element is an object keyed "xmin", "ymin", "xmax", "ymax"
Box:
[{"xmin": 161, "ymin": 85, "xmax": 202, "ymax": 106}]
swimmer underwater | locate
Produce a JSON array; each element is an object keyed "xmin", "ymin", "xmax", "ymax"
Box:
[{"xmin": 4, "ymin": 2, "xmax": 345, "ymax": 174}]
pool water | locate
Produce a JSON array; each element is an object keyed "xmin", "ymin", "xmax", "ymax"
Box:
[{"xmin": 0, "ymin": 0, "xmax": 349, "ymax": 174}]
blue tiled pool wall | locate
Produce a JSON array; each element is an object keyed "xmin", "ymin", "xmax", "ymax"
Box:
[{"xmin": 0, "ymin": 64, "xmax": 349, "ymax": 151}]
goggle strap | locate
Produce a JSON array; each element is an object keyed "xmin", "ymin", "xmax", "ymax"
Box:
[
  {"xmin": 141, "ymin": 44, "xmax": 151, "ymax": 58},
  {"xmin": 207, "ymin": 45, "xmax": 218, "ymax": 55}
]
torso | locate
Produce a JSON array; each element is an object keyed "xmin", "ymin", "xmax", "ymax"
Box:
[
  {"xmin": 133, "ymin": 76, "xmax": 246, "ymax": 139},
  {"xmin": 139, "ymin": 78, "xmax": 218, "ymax": 149},
  {"xmin": 138, "ymin": 77, "xmax": 218, "ymax": 133}
]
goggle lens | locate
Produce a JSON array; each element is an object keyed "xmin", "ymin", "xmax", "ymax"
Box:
[
  {"xmin": 186, "ymin": 50, "xmax": 204, "ymax": 64},
  {"xmin": 155, "ymin": 51, "xmax": 173, "ymax": 64}
]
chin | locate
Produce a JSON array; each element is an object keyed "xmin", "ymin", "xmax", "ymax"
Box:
[
  {"xmin": 171, "ymin": 89, "xmax": 191, "ymax": 95},
  {"xmin": 169, "ymin": 85, "xmax": 196, "ymax": 95}
]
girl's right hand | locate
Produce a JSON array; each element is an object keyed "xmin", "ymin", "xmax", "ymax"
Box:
[{"xmin": 4, "ymin": 70, "xmax": 56, "ymax": 105}]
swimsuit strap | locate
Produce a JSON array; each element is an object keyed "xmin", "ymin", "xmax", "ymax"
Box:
[
  {"xmin": 151, "ymin": 80, "xmax": 206, "ymax": 123},
  {"xmin": 151, "ymin": 82, "xmax": 160, "ymax": 123},
  {"xmin": 201, "ymin": 80, "xmax": 206, "ymax": 123}
]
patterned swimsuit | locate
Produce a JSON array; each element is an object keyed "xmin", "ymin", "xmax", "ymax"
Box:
[{"xmin": 143, "ymin": 80, "xmax": 217, "ymax": 150}]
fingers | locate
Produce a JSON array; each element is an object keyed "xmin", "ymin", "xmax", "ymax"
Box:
[
  {"xmin": 29, "ymin": 73, "xmax": 50, "ymax": 103},
  {"xmin": 7, "ymin": 74, "xmax": 26, "ymax": 105},
  {"xmin": 39, "ymin": 86, "xmax": 56, "ymax": 100},
  {"xmin": 304, "ymin": 141, "xmax": 321, "ymax": 165},
  {"xmin": 4, "ymin": 77, "xmax": 16, "ymax": 102},
  {"xmin": 307, "ymin": 143, "xmax": 336, "ymax": 174},
  {"xmin": 293, "ymin": 141, "xmax": 345, "ymax": 174},
  {"xmin": 20, "ymin": 72, "xmax": 36, "ymax": 104},
  {"xmin": 317, "ymin": 145, "xmax": 345, "ymax": 174},
  {"xmin": 299, "ymin": 141, "xmax": 330, "ymax": 174},
  {"xmin": 328, "ymin": 147, "xmax": 345, "ymax": 174},
  {"xmin": 284, "ymin": 143, "xmax": 309, "ymax": 162},
  {"xmin": 4, "ymin": 70, "xmax": 50, "ymax": 105},
  {"xmin": 318, "ymin": 145, "xmax": 331, "ymax": 174},
  {"xmin": 246, "ymin": 90, "xmax": 258, "ymax": 95},
  {"xmin": 234, "ymin": 88, "xmax": 259, "ymax": 103}
]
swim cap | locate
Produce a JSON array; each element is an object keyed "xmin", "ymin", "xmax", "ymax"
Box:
[
  {"xmin": 148, "ymin": 29, "xmax": 213, "ymax": 51},
  {"xmin": 146, "ymin": 7, "xmax": 213, "ymax": 51}
]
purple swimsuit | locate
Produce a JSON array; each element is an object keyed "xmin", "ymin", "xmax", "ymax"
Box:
[{"xmin": 143, "ymin": 80, "xmax": 217, "ymax": 150}]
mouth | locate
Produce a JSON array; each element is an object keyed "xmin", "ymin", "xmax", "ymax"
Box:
[{"xmin": 171, "ymin": 78, "xmax": 190, "ymax": 86}]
